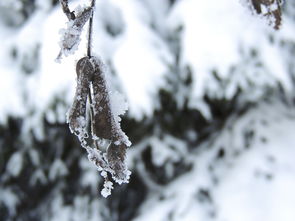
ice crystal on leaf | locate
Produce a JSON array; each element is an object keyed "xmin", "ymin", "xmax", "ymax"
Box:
[{"xmin": 101, "ymin": 180, "xmax": 113, "ymax": 198}]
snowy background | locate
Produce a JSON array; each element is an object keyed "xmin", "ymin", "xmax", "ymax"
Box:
[{"xmin": 1, "ymin": 0, "xmax": 295, "ymax": 220}]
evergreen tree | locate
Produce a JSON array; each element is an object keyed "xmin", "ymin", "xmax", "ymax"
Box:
[{"xmin": 1, "ymin": 0, "xmax": 295, "ymax": 220}]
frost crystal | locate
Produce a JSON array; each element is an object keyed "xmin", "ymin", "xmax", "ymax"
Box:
[{"xmin": 101, "ymin": 181, "xmax": 113, "ymax": 198}]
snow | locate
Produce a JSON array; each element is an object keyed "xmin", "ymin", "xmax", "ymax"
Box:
[
  {"xmin": 30, "ymin": 169, "xmax": 47, "ymax": 185},
  {"xmin": 6, "ymin": 151, "xmax": 23, "ymax": 177},
  {"xmin": 134, "ymin": 102, "xmax": 295, "ymax": 221},
  {"xmin": 105, "ymin": 0, "xmax": 173, "ymax": 119},
  {"xmin": 48, "ymin": 159, "xmax": 69, "ymax": 181},
  {"xmin": 1, "ymin": 0, "xmax": 295, "ymax": 220},
  {"xmin": 0, "ymin": 0, "xmax": 293, "ymax": 124},
  {"xmin": 101, "ymin": 180, "xmax": 114, "ymax": 198},
  {"xmin": 80, "ymin": 158, "xmax": 99, "ymax": 191},
  {"xmin": 0, "ymin": 188, "xmax": 19, "ymax": 216},
  {"xmin": 167, "ymin": 0, "xmax": 293, "ymax": 116},
  {"xmin": 109, "ymin": 91, "xmax": 128, "ymax": 123}
]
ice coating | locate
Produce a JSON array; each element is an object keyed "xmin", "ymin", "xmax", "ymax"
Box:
[{"xmin": 57, "ymin": 6, "xmax": 93, "ymax": 60}]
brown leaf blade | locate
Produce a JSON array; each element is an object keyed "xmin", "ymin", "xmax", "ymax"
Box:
[
  {"xmin": 67, "ymin": 57, "xmax": 94, "ymax": 139},
  {"xmin": 90, "ymin": 57, "xmax": 113, "ymax": 140}
]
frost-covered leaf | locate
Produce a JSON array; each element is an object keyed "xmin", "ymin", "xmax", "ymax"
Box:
[
  {"xmin": 90, "ymin": 57, "xmax": 113, "ymax": 140},
  {"xmin": 86, "ymin": 147, "xmax": 107, "ymax": 171},
  {"xmin": 90, "ymin": 56, "xmax": 131, "ymax": 146},
  {"xmin": 67, "ymin": 57, "xmax": 94, "ymax": 140},
  {"xmin": 106, "ymin": 143, "xmax": 130, "ymax": 184},
  {"xmin": 90, "ymin": 56, "xmax": 131, "ymax": 185},
  {"xmin": 67, "ymin": 55, "xmax": 131, "ymax": 196},
  {"xmin": 57, "ymin": 6, "xmax": 93, "ymax": 60}
]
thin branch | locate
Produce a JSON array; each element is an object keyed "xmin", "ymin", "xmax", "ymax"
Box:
[
  {"xmin": 60, "ymin": 0, "xmax": 75, "ymax": 20},
  {"xmin": 87, "ymin": 0, "xmax": 96, "ymax": 57}
]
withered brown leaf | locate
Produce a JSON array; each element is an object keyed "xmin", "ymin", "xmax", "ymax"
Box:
[
  {"xmin": 90, "ymin": 58, "xmax": 113, "ymax": 140},
  {"xmin": 106, "ymin": 143, "xmax": 127, "ymax": 181}
]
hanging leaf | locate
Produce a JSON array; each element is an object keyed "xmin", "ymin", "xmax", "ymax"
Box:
[
  {"xmin": 59, "ymin": 0, "xmax": 131, "ymax": 197},
  {"xmin": 90, "ymin": 56, "xmax": 131, "ymax": 184}
]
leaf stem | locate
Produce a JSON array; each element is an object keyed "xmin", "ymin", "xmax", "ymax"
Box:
[{"xmin": 87, "ymin": 0, "xmax": 96, "ymax": 57}]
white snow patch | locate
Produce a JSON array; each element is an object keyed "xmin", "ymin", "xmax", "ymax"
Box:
[{"xmin": 6, "ymin": 151, "xmax": 23, "ymax": 177}]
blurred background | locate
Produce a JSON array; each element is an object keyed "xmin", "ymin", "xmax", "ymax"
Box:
[{"xmin": 1, "ymin": 0, "xmax": 295, "ymax": 220}]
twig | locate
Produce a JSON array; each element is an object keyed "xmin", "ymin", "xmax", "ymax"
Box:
[
  {"xmin": 60, "ymin": 0, "xmax": 75, "ymax": 20},
  {"xmin": 87, "ymin": 0, "xmax": 96, "ymax": 57}
]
